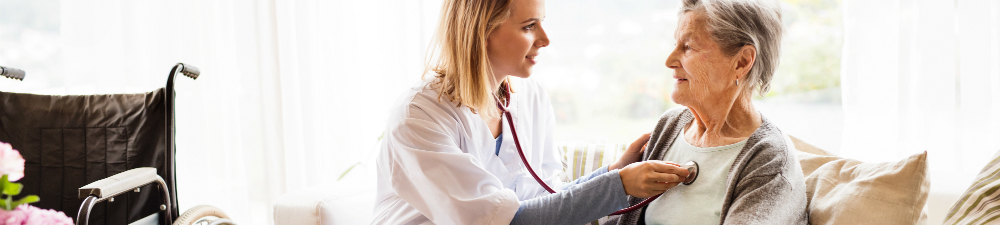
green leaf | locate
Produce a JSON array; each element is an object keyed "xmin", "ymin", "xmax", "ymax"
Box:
[
  {"xmin": 2, "ymin": 182, "xmax": 21, "ymax": 196},
  {"xmin": 11, "ymin": 195, "xmax": 39, "ymax": 207},
  {"xmin": 337, "ymin": 162, "xmax": 361, "ymax": 181},
  {"xmin": 0, "ymin": 175, "xmax": 8, "ymax": 190}
]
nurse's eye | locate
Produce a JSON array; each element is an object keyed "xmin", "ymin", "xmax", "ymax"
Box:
[{"xmin": 523, "ymin": 23, "xmax": 536, "ymax": 31}]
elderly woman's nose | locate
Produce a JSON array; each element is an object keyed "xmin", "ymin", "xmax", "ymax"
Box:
[{"xmin": 665, "ymin": 49, "xmax": 682, "ymax": 69}]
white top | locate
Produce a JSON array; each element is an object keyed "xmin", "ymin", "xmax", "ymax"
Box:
[
  {"xmin": 644, "ymin": 129, "xmax": 747, "ymax": 225},
  {"xmin": 373, "ymin": 78, "xmax": 563, "ymax": 225}
]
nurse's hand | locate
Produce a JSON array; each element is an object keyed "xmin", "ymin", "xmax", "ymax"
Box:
[
  {"xmin": 618, "ymin": 160, "xmax": 690, "ymax": 198},
  {"xmin": 609, "ymin": 133, "xmax": 651, "ymax": 170}
]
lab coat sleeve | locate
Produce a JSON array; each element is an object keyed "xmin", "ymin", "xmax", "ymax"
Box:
[
  {"xmin": 561, "ymin": 166, "xmax": 609, "ymax": 191},
  {"xmin": 511, "ymin": 169, "xmax": 630, "ymax": 225},
  {"xmin": 386, "ymin": 106, "xmax": 519, "ymax": 225}
]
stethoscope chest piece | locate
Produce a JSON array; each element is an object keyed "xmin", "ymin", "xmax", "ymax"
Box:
[{"xmin": 682, "ymin": 161, "xmax": 699, "ymax": 185}]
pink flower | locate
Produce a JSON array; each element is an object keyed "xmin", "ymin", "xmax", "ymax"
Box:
[
  {"xmin": 21, "ymin": 205, "xmax": 73, "ymax": 225},
  {"xmin": 0, "ymin": 205, "xmax": 73, "ymax": 225},
  {"xmin": 0, "ymin": 142, "xmax": 24, "ymax": 181},
  {"xmin": 0, "ymin": 206, "xmax": 27, "ymax": 224}
]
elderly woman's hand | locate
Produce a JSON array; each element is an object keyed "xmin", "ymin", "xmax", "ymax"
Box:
[
  {"xmin": 618, "ymin": 160, "xmax": 690, "ymax": 198},
  {"xmin": 609, "ymin": 133, "xmax": 651, "ymax": 170}
]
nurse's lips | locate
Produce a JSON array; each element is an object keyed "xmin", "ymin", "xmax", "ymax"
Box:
[{"xmin": 526, "ymin": 55, "xmax": 537, "ymax": 64}]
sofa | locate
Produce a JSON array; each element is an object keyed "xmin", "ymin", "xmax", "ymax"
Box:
[{"xmin": 273, "ymin": 135, "xmax": 958, "ymax": 225}]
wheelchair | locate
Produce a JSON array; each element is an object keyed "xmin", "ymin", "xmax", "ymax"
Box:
[{"xmin": 0, "ymin": 63, "xmax": 234, "ymax": 225}]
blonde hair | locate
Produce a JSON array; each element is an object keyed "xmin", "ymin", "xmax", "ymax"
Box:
[{"xmin": 424, "ymin": 0, "xmax": 513, "ymax": 118}]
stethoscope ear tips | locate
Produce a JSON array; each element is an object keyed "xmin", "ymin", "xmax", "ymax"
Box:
[{"xmin": 682, "ymin": 161, "xmax": 699, "ymax": 185}]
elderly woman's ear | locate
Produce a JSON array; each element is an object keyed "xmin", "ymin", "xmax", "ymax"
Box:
[{"xmin": 733, "ymin": 45, "xmax": 757, "ymax": 84}]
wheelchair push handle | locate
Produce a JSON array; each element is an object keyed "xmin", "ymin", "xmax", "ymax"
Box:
[
  {"xmin": 1, "ymin": 66, "xmax": 25, "ymax": 81},
  {"xmin": 178, "ymin": 63, "xmax": 199, "ymax": 80}
]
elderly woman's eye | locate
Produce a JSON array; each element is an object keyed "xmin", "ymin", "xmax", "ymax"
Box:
[{"xmin": 684, "ymin": 45, "xmax": 692, "ymax": 51}]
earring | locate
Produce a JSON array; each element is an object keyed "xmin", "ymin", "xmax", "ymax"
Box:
[{"xmin": 735, "ymin": 79, "xmax": 739, "ymax": 86}]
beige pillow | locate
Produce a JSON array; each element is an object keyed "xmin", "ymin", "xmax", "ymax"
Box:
[
  {"xmin": 789, "ymin": 135, "xmax": 834, "ymax": 156},
  {"xmin": 788, "ymin": 135, "xmax": 929, "ymax": 225}
]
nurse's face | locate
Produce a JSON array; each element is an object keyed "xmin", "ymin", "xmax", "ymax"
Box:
[{"xmin": 487, "ymin": 0, "xmax": 549, "ymax": 79}]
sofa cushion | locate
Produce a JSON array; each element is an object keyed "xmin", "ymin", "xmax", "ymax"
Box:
[
  {"xmin": 273, "ymin": 177, "xmax": 376, "ymax": 225},
  {"xmin": 942, "ymin": 149, "xmax": 1000, "ymax": 224},
  {"xmin": 789, "ymin": 135, "xmax": 929, "ymax": 225},
  {"xmin": 788, "ymin": 135, "xmax": 833, "ymax": 156}
]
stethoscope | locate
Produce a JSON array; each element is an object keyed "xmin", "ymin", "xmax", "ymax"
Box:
[{"xmin": 494, "ymin": 81, "xmax": 700, "ymax": 215}]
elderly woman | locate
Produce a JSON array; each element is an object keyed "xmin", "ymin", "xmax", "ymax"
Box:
[{"xmin": 611, "ymin": 0, "xmax": 808, "ymax": 224}]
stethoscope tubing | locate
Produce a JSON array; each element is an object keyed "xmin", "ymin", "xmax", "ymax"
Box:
[
  {"xmin": 502, "ymin": 107, "xmax": 557, "ymax": 193},
  {"xmin": 495, "ymin": 81, "xmax": 666, "ymax": 216}
]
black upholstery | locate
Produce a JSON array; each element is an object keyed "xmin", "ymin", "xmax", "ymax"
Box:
[{"xmin": 0, "ymin": 87, "xmax": 179, "ymax": 225}]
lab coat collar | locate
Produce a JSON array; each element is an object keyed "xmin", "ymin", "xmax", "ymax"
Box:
[{"xmin": 481, "ymin": 86, "xmax": 527, "ymax": 188}]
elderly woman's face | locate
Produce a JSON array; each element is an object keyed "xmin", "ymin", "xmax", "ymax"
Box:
[{"xmin": 666, "ymin": 11, "xmax": 743, "ymax": 107}]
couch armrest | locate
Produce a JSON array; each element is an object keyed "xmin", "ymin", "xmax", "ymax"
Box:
[{"xmin": 274, "ymin": 179, "xmax": 376, "ymax": 225}]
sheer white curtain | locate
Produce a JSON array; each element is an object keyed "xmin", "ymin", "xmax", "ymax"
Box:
[
  {"xmin": 58, "ymin": 0, "xmax": 441, "ymax": 224},
  {"xmin": 840, "ymin": 0, "xmax": 1000, "ymax": 193}
]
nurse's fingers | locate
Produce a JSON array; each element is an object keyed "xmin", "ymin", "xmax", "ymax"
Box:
[
  {"xmin": 647, "ymin": 181, "xmax": 681, "ymax": 192},
  {"xmin": 611, "ymin": 133, "xmax": 653, "ymax": 170},
  {"xmin": 619, "ymin": 161, "xmax": 693, "ymax": 198},
  {"xmin": 648, "ymin": 173, "xmax": 685, "ymax": 184},
  {"xmin": 646, "ymin": 161, "xmax": 690, "ymax": 178},
  {"xmin": 627, "ymin": 133, "xmax": 651, "ymax": 153}
]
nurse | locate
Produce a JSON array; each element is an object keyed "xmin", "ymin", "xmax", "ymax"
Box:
[{"xmin": 373, "ymin": 0, "xmax": 691, "ymax": 224}]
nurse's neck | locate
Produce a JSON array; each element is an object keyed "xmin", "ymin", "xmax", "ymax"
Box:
[
  {"xmin": 483, "ymin": 74, "xmax": 509, "ymax": 139},
  {"xmin": 491, "ymin": 74, "xmax": 509, "ymax": 94}
]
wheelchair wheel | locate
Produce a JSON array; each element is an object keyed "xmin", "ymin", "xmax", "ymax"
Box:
[{"xmin": 173, "ymin": 205, "xmax": 235, "ymax": 225}]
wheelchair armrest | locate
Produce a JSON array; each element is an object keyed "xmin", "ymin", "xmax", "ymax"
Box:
[
  {"xmin": 77, "ymin": 167, "xmax": 174, "ymax": 225},
  {"xmin": 78, "ymin": 167, "xmax": 161, "ymax": 200}
]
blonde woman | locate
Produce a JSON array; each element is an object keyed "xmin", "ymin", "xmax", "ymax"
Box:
[{"xmin": 373, "ymin": 0, "xmax": 691, "ymax": 224}]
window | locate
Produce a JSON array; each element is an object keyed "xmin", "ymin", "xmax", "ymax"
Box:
[
  {"xmin": 536, "ymin": 0, "xmax": 844, "ymax": 152},
  {"xmin": 0, "ymin": 0, "xmax": 61, "ymax": 93}
]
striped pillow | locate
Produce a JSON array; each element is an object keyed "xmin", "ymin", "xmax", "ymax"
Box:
[
  {"xmin": 557, "ymin": 141, "xmax": 627, "ymax": 183},
  {"xmin": 944, "ymin": 149, "xmax": 1000, "ymax": 224},
  {"xmin": 557, "ymin": 141, "xmax": 627, "ymax": 225}
]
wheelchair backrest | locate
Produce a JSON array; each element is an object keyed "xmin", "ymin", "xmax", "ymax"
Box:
[{"xmin": 0, "ymin": 88, "xmax": 178, "ymax": 225}]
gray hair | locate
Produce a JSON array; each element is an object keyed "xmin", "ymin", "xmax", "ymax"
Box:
[{"xmin": 681, "ymin": 0, "xmax": 783, "ymax": 96}]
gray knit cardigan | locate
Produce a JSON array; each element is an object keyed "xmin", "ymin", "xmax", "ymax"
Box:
[{"xmin": 609, "ymin": 107, "xmax": 808, "ymax": 225}]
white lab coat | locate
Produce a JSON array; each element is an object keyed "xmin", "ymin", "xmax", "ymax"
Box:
[{"xmin": 373, "ymin": 78, "xmax": 564, "ymax": 225}]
